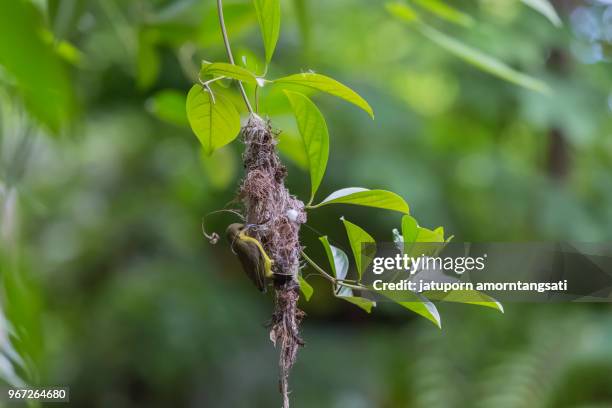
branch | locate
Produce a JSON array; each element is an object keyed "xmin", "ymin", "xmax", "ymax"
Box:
[
  {"xmin": 216, "ymin": 0, "xmax": 254, "ymax": 113},
  {"xmin": 300, "ymin": 251, "xmax": 368, "ymax": 292}
]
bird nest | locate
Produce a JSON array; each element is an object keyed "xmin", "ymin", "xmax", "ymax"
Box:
[{"xmin": 238, "ymin": 115, "xmax": 307, "ymax": 407}]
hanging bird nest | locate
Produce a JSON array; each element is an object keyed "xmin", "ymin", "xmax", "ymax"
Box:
[{"xmin": 238, "ymin": 114, "xmax": 307, "ymax": 407}]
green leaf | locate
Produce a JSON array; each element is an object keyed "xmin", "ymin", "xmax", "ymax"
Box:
[
  {"xmin": 275, "ymin": 73, "xmax": 374, "ymax": 118},
  {"xmin": 386, "ymin": 2, "xmax": 420, "ymax": 23},
  {"xmin": 341, "ymin": 218, "xmax": 376, "ymax": 280},
  {"xmin": 41, "ymin": 31, "xmax": 83, "ymax": 66},
  {"xmin": 277, "ymin": 131, "xmax": 308, "ymax": 170},
  {"xmin": 200, "ymin": 62, "xmax": 260, "ymax": 85},
  {"xmin": 284, "ymin": 91, "xmax": 329, "ymax": 203},
  {"xmin": 413, "ymin": 0, "xmax": 474, "ymax": 27},
  {"xmin": 0, "ymin": 0, "xmax": 74, "ymax": 133},
  {"xmin": 383, "ymin": 290, "xmax": 441, "ymax": 328},
  {"xmin": 418, "ymin": 24, "xmax": 550, "ymax": 94},
  {"xmin": 389, "ymin": 3, "xmax": 550, "ymax": 94},
  {"xmin": 342, "ymin": 296, "xmax": 375, "ymax": 312},
  {"xmin": 416, "ymin": 225, "xmax": 445, "ymax": 243},
  {"xmin": 396, "ymin": 298, "xmax": 441, "ymax": 328},
  {"xmin": 147, "ymin": 89, "xmax": 188, "ymax": 127},
  {"xmin": 298, "ymin": 275, "xmax": 314, "ymax": 301},
  {"xmin": 186, "ymin": 84, "xmax": 241, "ymax": 155},
  {"xmin": 399, "ymin": 215, "xmax": 447, "ymax": 258},
  {"xmin": 423, "ymin": 290, "xmax": 504, "ymax": 313},
  {"xmin": 336, "ymin": 286, "xmax": 375, "ymax": 313},
  {"xmin": 521, "ymin": 0, "xmax": 562, "ymax": 27},
  {"xmin": 253, "ymin": 0, "xmax": 281, "ymax": 63},
  {"xmin": 401, "ymin": 215, "xmax": 419, "ymax": 245},
  {"xmin": 319, "ymin": 237, "xmax": 375, "ymax": 312},
  {"xmin": 319, "ymin": 236, "xmax": 349, "ymax": 280},
  {"xmin": 312, "ymin": 187, "xmax": 410, "ymax": 214}
]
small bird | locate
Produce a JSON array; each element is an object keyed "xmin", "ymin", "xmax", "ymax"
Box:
[{"xmin": 226, "ymin": 223, "xmax": 274, "ymax": 292}]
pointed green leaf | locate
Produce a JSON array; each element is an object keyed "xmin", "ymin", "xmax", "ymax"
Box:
[
  {"xmin": 389, "ymin": 3, "xmax": 550, "ymax": 94},
  {"xmin": 200, "ymin": 62, "xmax": 259, "ymax": 85},
  {"xmin": 253, "ymin": 0, "xmax": 281, "ymax": 63},
  {"xmin": 342, "ymin": 296, "xmax": 375, "ymax": 312},
  {"xmin": 341, "ymin": 218, "xmax": 376, "ymax": 280},
  {"xmin": 53, "ymin": 39, "xmax": 84, "ymax": 66},
  {"xmin": 383, "ymin": 290, "xmax": 441, "ymax": 328},
  {"xmin": 417, "ymin": 24, "xmax": 550, "ymax": 94},
  {"xmin": 319, "ymin": 236, "xmax": 349, "ymax": 280},
  {"xmin": 413, "ymin": 0, "xmax": 474, "ymax": 27},
  {"xmin": 399, "ymin": 215, "xmax": 447, "ymax": 258},
  {"xmin": 336, "ymin": 286, "xmax": 375, "ymax": 313},
  {"xmin": 386, "ymin": 2, "xmax": 420, "ymax": 23},
  {"xmin": 312, "ymin": 187, "xmax": 410, "ymax": 214},
  {"xmin": 0, "ymin": 0, "xmax": 74, "ymax": 133},
  {"xmin": 186, "ymin": 84, "xmax": 241, "ymax": 155},
  {"xmin": 399, "ymin": 215, "xmax": 446, "ymax": 244},
  {"xmin": 298, "ymin": 275, "xmax": 314, "ymax": 301},
  {"xmin": 400, "ymin": 215, "xmax": 419, "ymax": 257},
  {"xmin": 416, "ymin": 225, "xmax": 445, "ymax": 243},
  {"xmin": 40, "ymin": 30, "xmax": 84, "ymax": 66},
  {"xmin": 521, "ymin": 0, "xmax": 561, "ymax": 27},
  {"xmin": 401, "ymin": 215, "xmax": 419, "ymax": 245},
  {"xmin": 396, "ymin": 298, "xmax": 441, "ymax": 328},
  {"xmin": 275, "ymin": 73, "xmax": 374, "ymax": 118},
  {"xmin": 423, "ymin": 290, "xmax": 504, "ymax": 313},
  {"xmin": 284, "ymin": 91, "xmax": 329, "ymax": 203}
]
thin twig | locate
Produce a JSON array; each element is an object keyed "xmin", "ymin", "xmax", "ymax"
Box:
[
  {"xmin": 300, "ymin": 251, "xmax": 367, "ymax": 291},
  {"xmin": 216, "ymin": 0, "xmax": 254, "ymax": 113},
  {"xmin": 254, "ymin": 85, "xmax": 260, "ymax": 114},
  {"xmin": 198, "ymin": 75, "xmax": 229, "ymax": 104}
]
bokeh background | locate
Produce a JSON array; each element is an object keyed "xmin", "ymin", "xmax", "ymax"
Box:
[{"xmin": 1, "ymin": 0, "xmax": 612, "ymax": 406}]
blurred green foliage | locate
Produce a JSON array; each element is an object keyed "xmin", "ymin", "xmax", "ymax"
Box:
[{"xmin": 1, "ymin": 0, "xmax": 612, "ymax": 406}]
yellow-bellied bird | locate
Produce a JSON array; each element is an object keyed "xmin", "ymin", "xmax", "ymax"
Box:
[{"xmin": 226, "ymin": 223, "xmax": 273, "ymax": 292}]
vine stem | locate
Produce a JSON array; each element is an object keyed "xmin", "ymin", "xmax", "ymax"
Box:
[
  {"xmin": 216, "ymin": 0, "xmax": 254, "ymax": 113},
  {"xmin": 300, "ymin": 251, "xmax": 368, "ymax": 292}
]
